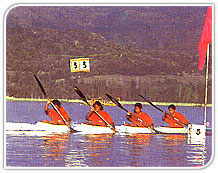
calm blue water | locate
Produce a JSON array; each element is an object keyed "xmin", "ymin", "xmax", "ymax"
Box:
[{"xmin": 5, "ymin": 101, "xmax": 212, "ymax": 167}]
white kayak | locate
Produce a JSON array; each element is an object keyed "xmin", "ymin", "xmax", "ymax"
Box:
[
  {"xmin": 72, "ymin": 123, "xmax": 115, "ymax": 134},
  {"xmin": 72, "ymin": 123, "xmax": 206, "ymax": 136},
  {"xmin": 155, "ymin": 126, "xmax": 188, "ymax": 134},
  {"xmin": 116, "ymin": 125, "xmax": 154, "ymax": 134},
  {"xmin": 5, "ymin": 122, "xmax": 70, "ymax": 136},
  {"xmin": 116, "ymin": 125, "xmax": 188, "ymax": 134},
  {"xmin": 6, "ymin": 122, "xmax": 69, "ymax": 132},
  {"xmin": 5, "ymin": 122, "xmax": 207, "ymax": 136}
]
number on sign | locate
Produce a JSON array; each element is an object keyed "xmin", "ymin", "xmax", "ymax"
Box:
[
  {"xmin": 83, "ymin": 61, "xmax": 87, "ymax": 69},
  {"xmin": 79, "ymin": 60, "xmax": 90, "ymax": 72},
  {"xmin": 70, "ymin": 60, "xmax": 80, "ymax": 72},
  {"xmin": 74, "ymin": 62, "xmax": 78, "ymax": 69},
  {"xmin": 70, "ymin": 58, "xmax": 90, "ymax": 72}
]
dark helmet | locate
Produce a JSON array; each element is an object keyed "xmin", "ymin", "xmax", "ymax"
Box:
[
  {"xmin": 93, "ymin": 101, "xmax": 104, "ymax": 110},
  {"xmin": 168, "ymin": 104, "xmax": 176, "ymax": 110},
  {"xmin": 135, "ymin": 103, "xmax": 142, "ymax": 109},
  {"xmin": 52, "ymin": 99, "xmax": 62, "ymax": 107}
]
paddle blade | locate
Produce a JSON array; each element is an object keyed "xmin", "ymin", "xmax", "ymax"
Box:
[
  {"xmin": 34, "ymin": 74, "xmax": 47, "ymax": 97},
  {"xmin": 74, "ymin": 86, "xmax": 89, "ymax": 105},
  {"xmin": 138, "ymin": 95, "xmax": 150, "ymax": 102},
  {"xmin": 106, "ymin": 94, "xmax": 120, "ymax": 106},
  {"xmin": 105, "ymin": 93, "xmax": 129, "ymax": 113},
  {"xmin": 139, "ymin": 94, "xmax": 164, "ymax": 113}
]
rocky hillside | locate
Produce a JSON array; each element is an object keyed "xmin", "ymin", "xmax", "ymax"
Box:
[
  {"xmin": 6, "ymin": 6, "xmax": 212, "ymax": 103},
  {"xmin": 6, "ymin": 26, "xmax": 211, "ymax": 103}
]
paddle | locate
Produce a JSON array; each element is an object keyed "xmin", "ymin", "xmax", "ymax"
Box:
[
  {"xmin": 74, "ymin": 86, "xmax": 116, "ymax": 132},
  {"xmin": 34, "ymin": 74, "xmax": 74, "ymax": 132},
  {"xmin": 105, "ymin": 93, "xmax": 160, "ymax": 134},
  {"xmin": 138, "ymin": 95, "xmax": 164, "ymax": 113},
  {"xmin": 105, "ymin": 94, "xmax": 129, "ymax": 113},
  {"xmin": 138, "ymin": 95, "xmax": 188, "ymax": 127}
]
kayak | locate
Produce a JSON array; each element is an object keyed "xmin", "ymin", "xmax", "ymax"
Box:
[
  {"xmin": 117, "ymin": 124, "xmax": 206, "ymax": 135},
  {"xmin": 5, "ymin": 122, "xmax": 114, "ymax": 135},
  {"xmin": 5, "ymin": 122, "xmax": 208, "ymax": 136}
]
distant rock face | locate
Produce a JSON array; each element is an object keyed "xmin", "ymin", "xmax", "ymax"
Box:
[
  {"xmin": 7, "ymin": 6, "xmax": 206, "ymax": 52},
  {"xmin": 6, "ymin": 6, "xmax": 212, "ymax": 102}
]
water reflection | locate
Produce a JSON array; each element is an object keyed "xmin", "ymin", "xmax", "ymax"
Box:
[
  {"xmin": 185, "ymin": 137, "xmax": 207, "ymax": 167},
  {"xmin": 163, "ymin": 134, "xmax": 186, "ymax": 146},
  {"xmin": 65, "ymin": 134, "xmax": 114, "ymax": 167},
  {"xmin": 6, "ymin": 132, "xmax": 211, "ymax": 167},
  {"xmin": 121, "ymin": 134, "xmax": 153, "ymax": 167},
  {"xmin": 40, "ymin": 133, "xmax": 70, "ymax": 162},
  {"xmin": 126, "ymin": 134, "xmax": 152, "ymax": 146}
]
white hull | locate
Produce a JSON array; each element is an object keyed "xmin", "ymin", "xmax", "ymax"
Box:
[
  {"xmin": 5, "ymin": 122, "xmax": 70, "ymax": 136},
  {"xmin": 5, "ymin": 122, "xmax": 207, "ymax": 136},
  {"xmin": 72, "ymin": 123, "xmax": 115, "ymax": 134},
  {"xmin": 155, "ymin": 126, "xmax": 188, "ymax": 134},
  {"xmin": 116, "ymin": 125, "xmax": 154, "ymax": 134}
]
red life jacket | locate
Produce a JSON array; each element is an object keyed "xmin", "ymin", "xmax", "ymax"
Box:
[
  {"xmin": 163, "ymin": 112, "xmax": 189, "ymax": 128},
  {"xmin": 46, "ymin": 107, "xmax": 71, "ymax": 124},
  {"xmin": 127, "ymin": 112, "xmax": 153, "ymax": 127},
  {"xmin": 87, "ymin": 110, "xmax": 114, "ymax": 126}
]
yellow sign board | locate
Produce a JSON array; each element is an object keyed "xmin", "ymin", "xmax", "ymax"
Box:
[{"xmin": 70, "ymin": 58, "xmax": 90, "ymax": 72}]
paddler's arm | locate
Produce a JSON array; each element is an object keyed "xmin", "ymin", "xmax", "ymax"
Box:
[
  {"xmin": 126, "ymin": 113, "xmax": 142, "ymax": 127},
  {"xmin": 85, "ymin": 112, "xmax": 91, "ymax": 121},
  {"xmin": 126, "ymin": 112, "xmax": 133, "ymax": 122},
  {"xmin": 162, "ymin": 112, "xmax": 170, "ymax": 121},
  {"xmin": 65, "ymin": 114, "xmax": 72, "ymax": 124},
  {"xmin": 86, "ymin": 110, "xmax": 94, "ymax": 121},
  {"xmin": 111, "ymin": 122, "xmax": 115, "ymax": 129},
  {"xmin": 175, "ymin": 118, "xmax": 190, "ymax": 126},
  {"xmin": 164, "ymin": 112, "xmax": 188, "ymax": 127},
  {"xmin": 141, "ymin": 120, "xmax": 154, "ymax": 128}
]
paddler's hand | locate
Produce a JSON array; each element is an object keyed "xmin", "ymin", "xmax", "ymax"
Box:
[
  {"xmin": 162, "ymin": 112, "xmax": 168, "ymax": 121},
  {"xmin": 90, "ymin": 107, "xmax": 95, "ymax": 112},
  {"xmin": 65, "ymin": 121, "xmax": 70, "ymax": 126},
  {"xmin": 126, "ymin": 112, "xmax": 133, "ymax": 120},
  {"xmin": 164, "ymin": 112, "xmax": 168, "ymax": 116},
  {"xmin": 164, "ymin": 112, "xmax": 171, "ymax": 118},
  {"xmin": 127, "ymin": 112, "xmax": 133, "ymax": 116},
  {"xmin": 47, "ymin": 99, "xmax": 52, "ymax": 105}
]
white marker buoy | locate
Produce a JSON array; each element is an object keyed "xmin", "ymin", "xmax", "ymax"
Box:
[{"xmin": 188, "ymin": 124, "xmax": 206, "ymax": 139}]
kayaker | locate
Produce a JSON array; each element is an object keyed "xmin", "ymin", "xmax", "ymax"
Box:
[
  {"xmin": 163, "ymin": 104, "xmax": 189, "ymax": 128},
  {"xmin": 86, "ymin": 101, "xmax": 115, "ymax": 128},
  {"xmin": 42, "ymin": 99, "xmax": 72, "ymax": 125},
  {"xmin": 125, "ymin": 103, "xmax": 154, "ymax": 128}
]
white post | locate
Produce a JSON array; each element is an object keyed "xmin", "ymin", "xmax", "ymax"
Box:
[{"xmin": 203, "ymin": 44, "xmax": 210, "ymax": 125}]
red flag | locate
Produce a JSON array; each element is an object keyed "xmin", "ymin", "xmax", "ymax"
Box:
[{"xmin": 198, "ymin": 6, "xmax": 212, "ymax": 71}]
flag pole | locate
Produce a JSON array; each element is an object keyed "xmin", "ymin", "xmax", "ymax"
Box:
[{"xmin": 203, "ymin": 44, "xmax": 210, "ymax": 125}]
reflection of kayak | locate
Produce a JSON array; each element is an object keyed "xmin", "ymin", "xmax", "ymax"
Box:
[{"xmin": 5, "ymin": 122, "xmax": 208, "ymax": 136}]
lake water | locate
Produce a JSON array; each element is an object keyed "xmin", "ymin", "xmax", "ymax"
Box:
[{"xmin": 5, "ymin": 101, "xmax": 212, "ymax": 167}]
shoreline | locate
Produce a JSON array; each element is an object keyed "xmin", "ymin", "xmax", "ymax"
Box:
[{"xmin": 5, "ymin": 96, "xmax": 212, "ymax": 107}]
